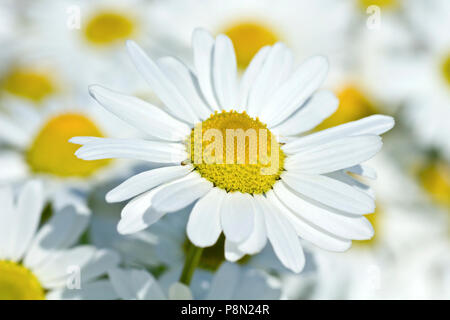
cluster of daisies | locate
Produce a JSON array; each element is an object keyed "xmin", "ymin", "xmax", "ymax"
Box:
[{"xmin": 0, "ymin": 0, "xmax": 448, "ymax": 300}]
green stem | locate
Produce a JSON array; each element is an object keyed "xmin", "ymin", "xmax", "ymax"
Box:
[{"xmin": 179, "ymin": 240, "xmax": 204, "ymax": 286}]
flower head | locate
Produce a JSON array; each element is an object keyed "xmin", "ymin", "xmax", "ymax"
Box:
[{"xmin": 72, "ymin": 29, "xmax": 394, "ymax": 273}]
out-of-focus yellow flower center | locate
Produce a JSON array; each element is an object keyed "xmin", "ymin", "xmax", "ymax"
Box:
[
  {"xmin": 358, "ymin": 0, "xmax": 398, "ymax": 10},
  {"xmin": 316, "ymin": 86, "xmax": 377, "ymax": 130},
  {"xmin": 2, "ymin": 68, "xmax": 55, "ymax": 103},
  {"xmin": 355, "ymin": 208, "xmax": 380, "ymax": 247},
  {"xmin": 189, "ymin": 111, "xmax": 284, "ymax": 194},
  {"xmin": 223, "ymin": 22, "xmax": 278, "ymax": 69},
  {"xmin": 419, "ymin": 162, "xmax": 450, "ymax": 208},
  {"xmin": 441, "ymin": 54, "xmax": 450, "ymax": 87},
  {"xmin": 26, "ymin": 113, "xmax": 110, "ymax": 177},
  {"xmin": 84, "ymin": 11, "xmax": 135, "ymax": 46},
  {"xmin": 0, "ymin": 260, "xmax": 45, "ymax": 300}
]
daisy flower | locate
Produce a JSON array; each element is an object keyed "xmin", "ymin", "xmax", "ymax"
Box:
[
  {"xmin": 0, "ymin": 40, "xmax": 68, "ymax": 106},
  {"xmin": 357, "ymin": 0, "xmax": 450, "ymax": 159},
  {"xmin": 24, "ymin": 0, "xmax": 179, "ymax": 94},
  {"xmin": 0, "ymin": 180, "xmax": 119, "ymax": 300},
  {"xmin": 72, "ymin": 28, "xmax": 394, "ymax": 273},
  {"xmin": 401, "ymin": 0, "xmax": 450, "ymax": 160},
  {"xmin": 0, "ymin": 93, "xmax": 138, "ymax": 196},
  {"xmin": 154, "ymin": 0, "xmax": 352, "ymax": 72},
  {"xmin": 109, "ymin": 262, "xmax": 280, "ymax": 300}
]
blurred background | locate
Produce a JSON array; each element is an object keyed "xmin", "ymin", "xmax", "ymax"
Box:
[{"xmin": 0, "ymin": 0, "xmax": 449, "ymax": 299}]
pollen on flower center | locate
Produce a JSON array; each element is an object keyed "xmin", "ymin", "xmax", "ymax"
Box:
[
  {"xmin": 0, "ymin": 260, "xmax": 45, "ymax": 300},
  {"xmin": 223, "ymin": 22, "xmax": 278, "ymax": 69},
  {"xmin": 84, "ymin": 11, "xmax": 135, "ymax": 45},
  {"xmin": 2, "ymin": 68, "xmax": 55, "ymax": 103},
  {"xmin": 316, "ymin": 85, "xmax": 377, "ymax": 130},
  {"xmin": 26, "ymin": 113, "xmax": 110, "ymax": 177},
  {"xmin": 188, "ymin": 111, "xmax": 285, "ymax": 194}
]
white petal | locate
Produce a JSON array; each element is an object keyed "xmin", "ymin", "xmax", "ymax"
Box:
[
  {"xmin": 273, "ymin": 182, "xmax": 374, "ymax": 240},
  {"xmin": 346, "ymin": 164, "xmax": 377, "ymax": 179},
  {"xmin": 247, "ymin": 43, "xmax": 292, "ymax": 118},
  {"xmin": 284, "ymin": 135, "xmax": 382, "ymax": 174},
  {"xmin": 36, "ymin": 246, "xmax": 96, "ymax": 288},
  {"xmin": 213, "ymin": 34, "xmax": 238, "ymax": 110},
  {"xmin": 192, "ymin": 28, "xmax": 220, "ymax": 110},
  {"xmin": 327, "ymin": 170, "xmax": 375, "ymax": 199},
  {"xmin": 220, "ymin": 192, "xmax": 255, "ymax": 243},
  {"xmin": 238, "ymin": 196, "xmax": 267, "ymax": 254},
  {"xmin": 117, "ymin": 187, "xmax": 166, "ymax": 235},
  {"xmin": 24, "ymin": 206, "xmax": 90, "ymax": 270},
  {"xmin": 272, "ymin": 90, "xmax": 339, "ymax": 136},
  {"xmin": 224, "ymin": 239, "xmax": 246, "ymax": 262},
  {"xmin": 168, "ymin": 283, "xmax": 193, "ymax": 300},
  {"xmin": 258, "ymin": 195, "xmax": 305, "ymax": 273},
  {"xmin": 0, "ymin": 185, "xmax": 14, "ymax": 259},
  {"xmin": 282, "ymin": 172, "xmax": 375, "ymax": 214},
  {"xmin": 230, "ymin": 265, "xmax": 281, "ymax": 300},
  {"xmin": 238, "ymin": 46, "xmax": 271, "ymax": 111},
  {"xmin": 88, "ymin": 85, "xmax": 191, "ymax": 141},
  {"xmin": 283, "ymin": 115, "xmax": 394, "ymax": 153},
  {"xmin": 151, "ymin": 172, "xmax": 213, "ymax": 213},
  {"xmin": 266, "ymin": 190, "xmax": 351, "ymax": 252},
  {"xmin": 260, "ymin": 55, "xmax": 328, "ymax": 126},
  {"xmin": 71, "ymin": 137, "xmax": 187, "ymax": 163},
  {"xmin": 8, "ymin": 180, "xmax": 44, "ymax": 262},
  {"xmin": 0, "ymin": 114, "xmax": 29, "ymax": 148},
  {"xmin": 157, "ymin": 56, "xmax": 212, "ymax": 120},
  {"xmin": 106, "ymin": 166, "xmax": 191, "ymax": 203},
  {"xmin": 80, "ymin": 249, "xmax": 120, "ymax": 283},
  {"xmin": 187, "ymin": 187, "xmax": 225, "ymax": 247},
  {"xmin": 109, "ymin": 268, "xmax": 165, "ymax": 300},
  {"xmin": 206, "ymin": 263, "xmax": 240, "ymax": 300},
  {"xmin": 47, "ymin": 280, "xmax": 118, "ymax": 300},
  {"xmin": 0, "ymin": 151, "xmax": 28, "ymax": 183},
  {"xmin": 126, "ymin": 40, "xmax": 199, "ymax": 124}
]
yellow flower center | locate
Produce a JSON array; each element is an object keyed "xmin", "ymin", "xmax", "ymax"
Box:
[
  {"xmin": 223, "ymin": 22, "xmax": 279, "ymax": 69},
  {"xmin": 189, "ymin": 111, "xmax": 284, "ymax": 194},
  {"xmin": 316, "ymin": 85, "xmax": 377, "ymax": 130},
  {"xmin": 84, "ymin": 11, "xmax": 135, "ymax": 46},
  {"xmin": 358, "ymin": 0, "xmax": 399, "ymax": 10},
  {"xmin": 441, "ymin": 54, "xmax": 450, "ymax": 87},
  {"xmin": 2, "ymin": 68, "xmax": 55, "ymax": 103},
  {"xmin": 419, "ymin": 162, "xmax": 450, "ymax": 208},
  {"xmin": 0, "ymin": 260, "xmax": 45, "ymax": 300},
  {"xmin": 26, "ymin": 113, "xmax": 110, "ymax": 177}
]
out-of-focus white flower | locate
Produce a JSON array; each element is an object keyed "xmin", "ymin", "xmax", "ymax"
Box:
[
  {"xmin": 153, "ymin": 0, "xmax": 352, "ymax": 74},
  {"xmin": 24, "ymin": 0, "xmax": 178, "ymax": 94},
  {"xmin": 0, "ymin": 180, "xmax": 120, "ymax": 300},
  {"xmin": 0, "ymin": 94, "xmax": 139, "ymax": 195},
  {"xmin": 358, "ymin": 0, "xmax": 450, "ymax": 159}
]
